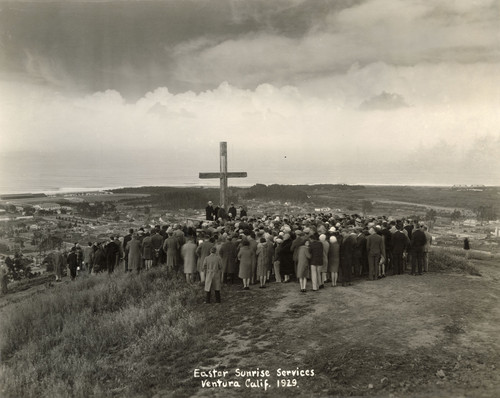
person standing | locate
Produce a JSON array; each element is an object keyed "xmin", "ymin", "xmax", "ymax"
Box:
[
  {"xmin": 203, "ymin": 247, "xmax": 223, "ymax": 303},
  {"xmin": 151, "ymin": 227, "xmax": 164, "ymax": 267},
  {"xmin": 239, "ymin": 206, "xmax": 247, "ymax": 219},
  {"xmin": 279, "ymin": 234, "xmax": 294, "ymax": 283},
  {"xmin": 291, "ymin": 230, "xmax": 306, "ymax": 279},
  {"xmin": 93, "ymin": 243, "xmax": 106, "ymax": 274},
  {"xmin": 366, "ymin": 227, "xmax": 385, "ymax": 280},
  {"xmin": 423, "ymin": 226, "xmax": 432, "ymax": 272},
  {"xmin": 142, "ymin": 232, "xmax": 153, "ymax": 271},
  {"xmin": 410, "ymin": 225, "xmax": 427, "ymax": 275},
  {"xmin": 220, "ymin": 235, "xmax": 237, "ymax": 283},
  {"xmin": 463, "ymin": 237, "xmax": 470, "ymax": 259},
  {"xmin": 328, "ymin": 236, "xmax": 340, "ymax": 287},
  {"xmin": 238, "ymin": 238, "xmax": 253, "ymax": 290},
  {"xmin": 53, "ymin": 248, "xmax": 66, "ymax": 282},
  {"xmin": 340, "ymin": 229, "xmax": 357, "ymax": 286},
  {"xmin": 309, "ymin": 234, "xmax": 324, "ymax": 291},
  {"xmin": 67, "ymin": 247, "xmax": 78, "ymax": 281},
  {"xmin": 392, "ymin": 226, "xmax": 410, "ymax": 275},
  {"xmin": 181, "ymin": 237, "xmax": 198, "ymax": 284},
  {"xmin": 83, "ymin": 242, "xmax": 94, "ymax": 275},
  {"xmin": 196, "ymin": 236, "xmax": 214, "ymax": 283},
  {"xmin": 163, "ymin": 229, "xmax": 180, "ymax": 271},
  {"xmin": 256, "ymin": 238, "xmax": 270, "ymax": 288},
  {"xmin": 105, "ymin": 236, "xmax": 120, "ymax": 274},
  {"xmin": 319, "ymin": 234, "xmax": 330, "ymax": 286},
  {"xmin": 123, "ymin": 228, "xmax": 134, "ymax": 272},
  {"xmin": 247, "ymin": 233, "xmax": 258, "ymax": 284},
  {"xmin": 297, "ymin": 240, "xmax": 311, "ymax": 292},
  {"xmin": 205, "ymin": 201, "xmax": 215, "ymax": 221},
  {"xmin": 228, "ymin": 203, "xmax": 237, "ymax": 220},
  {"xmin": 273, "ymin": 237, "xmax": 283, "ymax": 283},
  {"xmin": 126, "ymin": 234, "xmax": 142, "ymax": 274}
]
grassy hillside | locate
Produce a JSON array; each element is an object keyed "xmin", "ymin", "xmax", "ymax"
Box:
[{"xmin": 0, "ymin": 269, "xmax": 205, "ymax": 397}]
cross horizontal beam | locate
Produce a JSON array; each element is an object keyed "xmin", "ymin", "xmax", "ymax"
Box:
[{"xmin": 199, "ymin": 172, "xmax": 248, "ymax": 179}]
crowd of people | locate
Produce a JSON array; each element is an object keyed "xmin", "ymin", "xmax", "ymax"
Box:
[{"xmin": 50, "ymin": 200, "xmax": 434, "ymax": 304}]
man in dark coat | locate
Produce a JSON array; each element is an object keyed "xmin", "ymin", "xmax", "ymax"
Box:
[
  {"xmin": 105, "ymin": 236, "xmax": 120, "ymax": 274},
  {"xmin": 354, "ymin": 228, "xmax": 367, "ymax": 277},
  {"xmin": 123, "ymin": 228, "xmax": 134, "ymax": 272},
  {"xmin": 411, "ymin": 225, "xmax": 427, "ymax": 275},
  {"xmin": 366, "ymin": 227, "xmax": 385, "ymax": 280},
  {"xmin": 205, "ymin": 201, "xmax": 215, "ymax": 221},
  {"xmin": 151, "ymin": 227, "xmax": 164, "ymax": 267},
  {"xmin": 228, "ymin": 203, "xmax": 237, "ymax": 220},
  {"xmin": 340, "ymin": 229, "xmax": 357, "ymax": 286},
  {"xmin": 67, "ymin": 247, "xmax": 78, "ymax": 281},
  {"xmin": 380, "ymin": 222, "xmax": 393, "ymax": 273},
  {"xmin": 392, "ymin": 226, "xmax": 410, "ymax": 275}
]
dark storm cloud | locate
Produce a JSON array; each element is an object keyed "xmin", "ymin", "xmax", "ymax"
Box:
[{"xmin": 0, "ymin": 0, "xmax": 362, "ymax": 97}]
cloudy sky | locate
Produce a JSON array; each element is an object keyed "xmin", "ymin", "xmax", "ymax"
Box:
[{"xmin": 0, "ymin": 0, "xmax": 499, "ymax": 191}]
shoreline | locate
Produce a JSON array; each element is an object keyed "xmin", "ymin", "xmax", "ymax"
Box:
[{"xmin": 2, "ymin": 183, "xmax": 497, "ymax": 198}]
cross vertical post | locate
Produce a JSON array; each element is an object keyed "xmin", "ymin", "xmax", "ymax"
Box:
[
  {"xmin": 220, "ymin": 142, "xmax": 228, "ymax": 210},
  {"xmin": 199, "ymin": 142, "xmax": 247, "ymax": 211}
]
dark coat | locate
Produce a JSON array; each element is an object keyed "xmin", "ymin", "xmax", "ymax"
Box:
[
  {"xmin": 341, "ymin": 234, "xmax": 357, "ymax": 261},
  {"xmin": 309, "ymin": 241, "xmax": 324, "ymax": 266},
  {"xmin": 279, "ymin": 238, "xmax": 294, "ymax": 275},
  {"xmin": 392, "ymin": 230, "xmax": 410, "ymax": 253},
  {"xmin": 205, "ymin": 205, "xmax": 215, "ymax": 221},
  {"xmin": 411, "ymin": 229, "xmax": 427, "ymax": 250}
]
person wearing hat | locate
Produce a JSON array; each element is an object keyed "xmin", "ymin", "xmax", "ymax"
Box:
[
  {"xmin": 196, "ymin": 236, "xmax": 214, "ymax": 283},
  {"xmin": 273, "ymin": 237, "xmax": 283, "ymax": 283},
  {"xmin": 203, "ymin": 246, "xmax": 222, "ymax": 303}
]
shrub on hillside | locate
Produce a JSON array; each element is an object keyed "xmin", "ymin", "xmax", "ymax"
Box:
[{"xmin": 429, "ymin": 250, "xmax": 481, "ymax": 276}]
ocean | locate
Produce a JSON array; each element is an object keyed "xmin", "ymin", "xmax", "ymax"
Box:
[{"xmin": 1, "ymin": 151, "xmax": 496, "ymax": 195}]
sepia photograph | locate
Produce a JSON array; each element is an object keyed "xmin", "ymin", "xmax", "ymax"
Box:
[{"xmin": 0, "ymin": 0, "xmax": 499, "ymax": 397}]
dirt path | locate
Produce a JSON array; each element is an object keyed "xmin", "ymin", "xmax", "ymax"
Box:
[{"xmin": 187, "ymin": 259, "xmax": 500, "ymax": 397}]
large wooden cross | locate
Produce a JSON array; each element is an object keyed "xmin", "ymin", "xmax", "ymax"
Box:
[{"xmin": 199, "ymin": 142, "xmax": 247, "ymax": 210}]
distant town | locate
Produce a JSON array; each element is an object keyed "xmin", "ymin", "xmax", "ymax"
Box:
[{"xmin": 0, "ymin": 184, "xmax": 499, "ymax": 282}]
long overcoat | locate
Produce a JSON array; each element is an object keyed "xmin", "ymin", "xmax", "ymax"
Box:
[
  {"xmin": 127, "ymin": 238, "xmax": 142, "ymax": 272},
  {"xmin": 196, "ymin": 241, "xmax": 214, "ymax": 273},
  {"xmin": 203, "ymin": 253, "xmax": 222, "ymax": 292},
  {"xmin": 296, "ymin": 245, "xmax": 311, "ymax": 278},
  {"xmin": 181, "ymin": 241, "xmax": 197, "ymax": 274}
]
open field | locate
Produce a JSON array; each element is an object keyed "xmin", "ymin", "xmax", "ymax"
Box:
[{"xmin": 1, "ymin": 252, "xmax": 499, "ymax": 397}]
